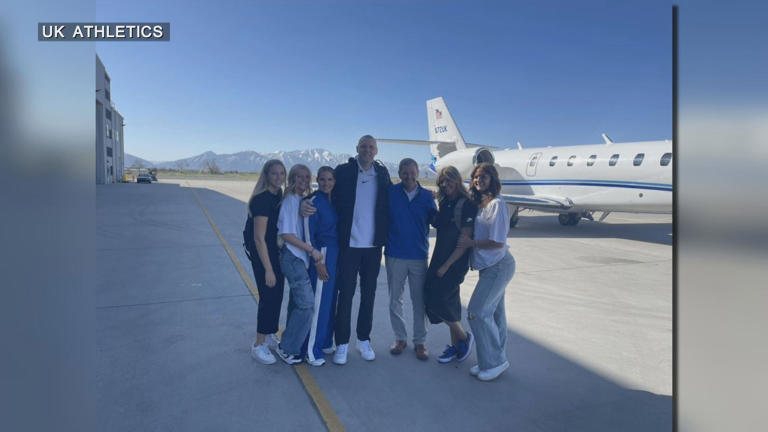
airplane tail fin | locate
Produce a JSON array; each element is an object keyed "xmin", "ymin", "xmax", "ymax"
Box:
[
  {"xmin": 377, "ymin": 97, "xmax": 472, "ymax": 174},
  {"xmin": 427, "ymin": 97, "xmax": 468, "ymax": 161}
]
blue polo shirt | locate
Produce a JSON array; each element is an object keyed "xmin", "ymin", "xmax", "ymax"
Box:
[{"xmin": 385, "ymin": 183, "xmax": 437, "ymax": 260}]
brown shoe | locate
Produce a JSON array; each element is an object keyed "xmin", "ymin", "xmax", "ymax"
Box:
[
  {"xmin": 415, "ymin": 344, "xmax": 429, "ymax": 361},
  {"xmin": 390, "ymin": 340, "xmax": 407, "ymax": 355}
]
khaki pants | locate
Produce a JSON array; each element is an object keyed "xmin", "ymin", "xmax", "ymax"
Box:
[{"xmin": 385, "ymin": 256, "xmax": 428, "ymax": 345}]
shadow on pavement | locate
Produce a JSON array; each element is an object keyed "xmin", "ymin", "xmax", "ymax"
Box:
[{"xmin": 509, "ymin": 215, "xmax": 673, "ymax": 246}]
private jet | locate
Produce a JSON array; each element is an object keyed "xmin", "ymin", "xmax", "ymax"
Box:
[{"xmin": 378, "ymin": 97, "xmax": 672, "ymax": 227}]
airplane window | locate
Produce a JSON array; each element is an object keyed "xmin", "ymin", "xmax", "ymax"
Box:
[
  {"xmin": 549, "ymin": 156, "xmax": 558, "ymax": 167},
  {"xmin": 633, "ymin": 153, "xmax": 645, "ymax": 166},
  {"xmin": 609, "ymin": 154, "xmax": 619, "ymax": 166},
  {"xmin": 529, "ymin": 156, "xmax": 538, "ymax": 167},
  {"xmin": 567, "ymin": 155, "xmax": 576, "ymax": 166},
  {"xmin": 660, "ymin": 152, "xmax": 672, "ymax": 166},
  {"xmin": 587, "ymin": 155, "xmax": 597, "ymax": 166}
]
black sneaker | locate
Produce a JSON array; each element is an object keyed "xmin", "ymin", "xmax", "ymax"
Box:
[{"xmin": 276, "ymin": 346, "xmax": 302, "ymax": 365}]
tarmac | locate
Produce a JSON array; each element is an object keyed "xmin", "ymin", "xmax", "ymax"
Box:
[{"xmin": 96, "ymin": 178, "xmax": 672, "ymax": 431}]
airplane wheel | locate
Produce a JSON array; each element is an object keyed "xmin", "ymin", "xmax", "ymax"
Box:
[
  {"xmin": 509, "ymin": 208, "xmax": 519, "ymax": 229},
  {"xmin": 567, "ymin": 212, "xmax": 581, "ymax": 226},
  {"xmin": 558, "ymin": 214, "xmax": 570, "ymax": 226},
  {"xmin": 509, "ymin": 215, "xmax": 519, "ymax": 229}
]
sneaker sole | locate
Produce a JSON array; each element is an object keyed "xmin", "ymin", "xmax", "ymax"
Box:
[
  {"xmin": 477, "ymin": 362, "xmax": 509, "ymax": 381},
  {"xmin": 437, "ymin": 356, "xmax": 455, "ymax": 364},
  {"xmin": 357, "ymin": 348, "xmax": 375, "ymax": 361},
  {"xmin": 251, "ymin": 351, "xmax": 277, "ymax": 364},
  {"xmin": 333, "ymin": 358, "xmax": 347, "ymax": 365},
  {"xmin": 251, "ymin": 352, "xmax": 277, "ymax": 365}
]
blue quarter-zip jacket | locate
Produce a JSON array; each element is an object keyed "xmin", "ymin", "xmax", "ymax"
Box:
[{"xmin": 385, "ymin": 183, "xmax": 437, "ymax": 260}]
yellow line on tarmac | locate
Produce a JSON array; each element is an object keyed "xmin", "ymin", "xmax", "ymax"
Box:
[
  {"xmin": 188, "ymin": 184, "xmax": 345, "ymax": 432},
  {"xmin": 188, "ymin": 183, "xmax": 260, "ymax": 301}
]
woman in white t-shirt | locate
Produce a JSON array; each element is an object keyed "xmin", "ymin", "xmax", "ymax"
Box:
[
  {"xmin": 457, "ymin": 162, "xmax": 515, "ymax": 381},
  {"xmin": 275, "ymin": 163, "xmax": 327, "ymax": 365}
]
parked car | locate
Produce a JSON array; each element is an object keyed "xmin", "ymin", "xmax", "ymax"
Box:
[{"xmin": 137, "ymin": 173, "xmax": 152, "ymax": 184}]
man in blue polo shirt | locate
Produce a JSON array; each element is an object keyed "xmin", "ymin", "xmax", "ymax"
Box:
[{"xmin": 385, "ymin": 158, "xmax": 437, "ymax": 360}]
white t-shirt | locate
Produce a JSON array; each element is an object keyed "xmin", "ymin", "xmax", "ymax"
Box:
[
  {"xmin": 471, "ymin": 197, "xmax": 510, "ymax": 270},
  {"xmin": 278, "ymin": 193, "xmax": 309, "ymax": 268},
  {"xmin": 350, "ymin": 160, "xmax": 378, "ymax": 248},
  {"xmin": 405, "ymin": 186, "xmax": 418, "ymax": 201}
]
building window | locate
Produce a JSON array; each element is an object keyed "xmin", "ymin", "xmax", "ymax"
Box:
[
  {"xmin": 567, "ymin": 155, "xmax": 576, "ymax": 166},
  {"xmin": 106, "ymin": 147, "xmax": 113, "ymax": 157},
  {"xmin": 587, "ymin": 155, "xmax": 597, "ymax": 166},
  {"xmin": 549, "ymin": 156, "xmax": 558, "ymax": 167},
  {"xmin": 106, "ymin": 124, "xmax": 112, "ymax": 139},
  {"xmin": 105, "ymin": 89, "xmax": 110, "ymax": 101},
  {"xmin": 633, "ymin": 153, "xmax": 645, "ymax": 166},
  {"xmin": 105, "ymin": 109, "xmax": 112, "ymax": 120},
  {"xmin": 660, "ymin": 152, "xmax": 672, "ymax": 166},
  {"xmin": 609, "ymin": 154, "xmax": 620, "ymax": 166}
]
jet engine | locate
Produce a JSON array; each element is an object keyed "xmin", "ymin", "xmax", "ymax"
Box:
[{"xmin": 435, "ymin": 147, "xmax": 495, "ymax": 179}]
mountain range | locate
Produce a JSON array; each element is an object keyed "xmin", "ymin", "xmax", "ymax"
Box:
[{"xmin": 125, "ymin": 148, "xmax": 436, "ymax": 178}]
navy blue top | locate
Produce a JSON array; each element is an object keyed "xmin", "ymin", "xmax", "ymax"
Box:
[
  {"xmin": 385, "ymin": 183, "xmax": 437, "ymax": 260},
  {"xmin": 307, "ymin": 191, "xmax": 339, "ymax": 250}
]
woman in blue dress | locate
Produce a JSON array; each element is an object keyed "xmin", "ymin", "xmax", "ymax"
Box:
[{"xmin": 300, "ymin": 166, "xmax": 340, "ymax": 365}]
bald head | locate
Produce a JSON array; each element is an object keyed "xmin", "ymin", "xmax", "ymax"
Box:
[{"xmin": 356, "ymin": 134, "xmax": 378, "ymax": 169}]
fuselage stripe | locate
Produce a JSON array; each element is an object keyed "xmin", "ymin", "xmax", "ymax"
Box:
[{"xmin": 463, "ymin": 179, "xmax": 672, "ymax": 192}]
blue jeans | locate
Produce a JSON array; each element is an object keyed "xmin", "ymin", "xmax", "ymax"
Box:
[
  {"xmin": 468, "ymin": 252, "xmax": 515, "ymax": 370},
  {"xmin": 279, "ymin": 247, "xmax": 315, "ymax": 356}
]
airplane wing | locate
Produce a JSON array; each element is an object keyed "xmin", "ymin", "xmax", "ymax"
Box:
[
  {"xmin": 500, "ymin": 193, "xmax": 574, "ymax": 210},
  {"xmin": 376, "ymin": 138, "xmax": 501, "ymax": 149},
  {"xmin": 376, "ymin": 138, "xmax": 454, "ymax": 146}
]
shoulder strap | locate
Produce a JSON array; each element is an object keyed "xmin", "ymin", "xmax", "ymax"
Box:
[{"xmin": 454, "ymin": 197, "xmax": 466, "ymax": 232}]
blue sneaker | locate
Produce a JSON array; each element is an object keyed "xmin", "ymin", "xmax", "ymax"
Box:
[
  {"xmin": 455, "ymin": 332, "xmax": 474, "ymax": 362},
  {"xmin": 437, "ymin": 345, "xmax": 457, "ymax": 363}
]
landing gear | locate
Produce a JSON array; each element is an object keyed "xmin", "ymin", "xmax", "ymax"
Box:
[
  {"xmin": 509, "ymin": 207, "xmax": 519, "ymax": 229},
  {"xmin": 558, "ymin": 212, "xmax": 581, "ymax": 226}
]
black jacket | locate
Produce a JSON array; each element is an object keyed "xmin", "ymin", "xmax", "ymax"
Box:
[{"xmin": 333, "ymin": 157, "xmax": 392, "ymax": 248}]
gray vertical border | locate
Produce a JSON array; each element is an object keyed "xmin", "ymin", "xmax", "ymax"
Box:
[{"xmin": 672, "ymin": 5, "xmax": 678, "ymax": 432}]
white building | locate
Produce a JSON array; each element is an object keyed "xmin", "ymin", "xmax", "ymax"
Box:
[{"xmin": 96, "ymin": 55, "xmax": 125, "ymax": 184}]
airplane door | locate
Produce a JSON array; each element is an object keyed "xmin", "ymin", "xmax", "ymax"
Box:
[{"xmin": 526, "ymin": 152, "xmax": 542, "ymax": 177}]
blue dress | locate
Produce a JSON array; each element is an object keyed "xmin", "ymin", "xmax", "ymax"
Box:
[{"xmin": 300, "ymin": 191, "xmax": 339, "ymax": 362}]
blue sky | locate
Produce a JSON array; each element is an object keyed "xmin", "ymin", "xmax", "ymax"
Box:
[{"xmin": 95, "ymin": 0, "xmax": 671, "ymax": 164}]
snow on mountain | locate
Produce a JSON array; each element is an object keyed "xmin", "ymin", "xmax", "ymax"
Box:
[{"xmin": 126, "ymin": 148, "xmax": 436, "ymax": 178}]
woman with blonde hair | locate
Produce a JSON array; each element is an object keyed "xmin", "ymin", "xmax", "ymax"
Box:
[
  {"xmin": 457, "ymin": 162, "xmax": 515, "ymax": 381},
  {"xmin": 424, "ymin": 166, "xmax": 478, "ymax": 364},
  {"xmin": 275, "ymin": 164, "xmax": 327, "ymax": 365},
  {"xmin": 244, "ymin": 159, "xmax": 287, "ymax": 364}
]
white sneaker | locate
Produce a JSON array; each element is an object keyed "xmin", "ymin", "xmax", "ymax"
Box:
[
  {"xmin": 333, "ymin": 344, "xmax": 348, "ymax": 365},
  {"xmin": 322, "ymin": 345, "xmax": 336, "ymax": 355},
  {"xmin": 251, "ymin": 343, "xmax": 276, "ymax": 364},
  {"xmin": 477, "ymin": 361, "xmax": 509, "ymax": 381},
  {"xmin": 469, "ymin": 365, "xmax": 480, "ymax": 376},
  {"xmin": 307, "ymin": 357, "xmax": 326, "ymax": 367},
  {"xmin": 356, "ymin": 339, "xmax": 376, "ymax": 361},
  {"xmin": 266, "ymin": 334, "xmax": 280, "ymax": 350}
]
